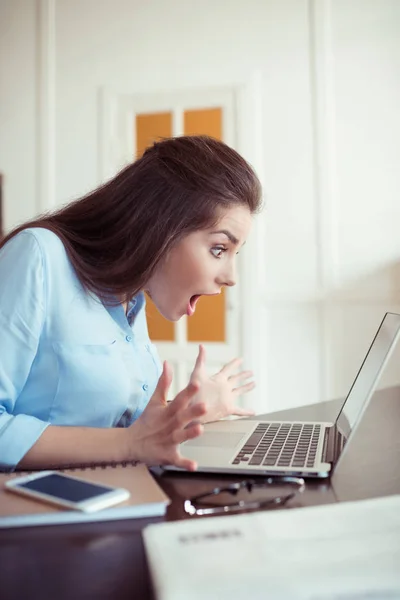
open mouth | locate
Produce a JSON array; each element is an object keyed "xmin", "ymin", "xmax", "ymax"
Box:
[
  {"xmin": 187, "ymin": 294, "xmax": 201, "ymax": 316},
  {"xmin": 186, "ymin": 291, "xmax": 221, "ymax": 317}
]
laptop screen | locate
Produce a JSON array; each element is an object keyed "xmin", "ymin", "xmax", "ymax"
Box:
[{"xmin": 336, "ymin": 312, "xmax": 400, "ymax": 439}]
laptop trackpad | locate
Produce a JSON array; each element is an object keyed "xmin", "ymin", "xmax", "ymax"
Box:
[{"xmin": 184, "ymin": 431, "xmax": 247, "ymax": 449}]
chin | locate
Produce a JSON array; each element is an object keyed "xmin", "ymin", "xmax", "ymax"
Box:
[
  {"xmin": 150, "ymin": 295, "xmax": 184, "ymax": 321},
  {"xmin": 167, "ymin": 310, "xmax": 184, "ymax": 322},
  {"xmin": 156, "ymin": 306, "xmax": 182, "ymax": 322}
]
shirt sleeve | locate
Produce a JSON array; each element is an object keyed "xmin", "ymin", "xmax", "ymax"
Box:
[{"xmin": 0, "ymin": 231, "xmax": 50, "ymax": 469}]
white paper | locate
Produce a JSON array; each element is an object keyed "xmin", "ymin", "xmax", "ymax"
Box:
[{"xmin": 143, "ymin": 494, "xmax": 400, "ymax": 600}]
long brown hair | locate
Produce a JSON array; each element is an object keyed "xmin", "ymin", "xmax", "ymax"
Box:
[{"xmin": 1, "ymin": 135, "xmax": 262, "ymax": 302}]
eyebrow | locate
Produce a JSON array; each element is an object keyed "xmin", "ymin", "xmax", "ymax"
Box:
[{"xmin": 210, "ymin": 229, "xmax": 240, "ymax": 246}]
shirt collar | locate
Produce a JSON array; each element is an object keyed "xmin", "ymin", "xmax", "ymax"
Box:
[{"xmin": 126, "ymin": 292, "xmax": 144, "ymax": 323}]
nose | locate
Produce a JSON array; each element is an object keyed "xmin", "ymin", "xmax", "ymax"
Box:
[{"xmin": 218, "ymin": 260, "xmax": 237, "ymax": 287}]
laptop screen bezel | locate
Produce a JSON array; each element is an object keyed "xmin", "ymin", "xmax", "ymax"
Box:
[{"xmin": 332, "ymin": 311, "xmax": 400, "ymax": 469}]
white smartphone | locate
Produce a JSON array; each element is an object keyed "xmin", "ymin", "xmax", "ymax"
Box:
[{"xmin": 5, "ymin": 471, "xmax": 130, "ymax": 513}]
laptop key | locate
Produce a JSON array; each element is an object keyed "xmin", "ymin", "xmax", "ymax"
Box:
[
  {"xmin": 245, "ymin": 433, "xmax": 265, "ymax": 448},
  {"xmin": 263, "ymin": 458, "xmax": 278, "ymax": 466},
  {"xmin": 249, "ymin": 456, "xmax": 263, "ymax": 465}
]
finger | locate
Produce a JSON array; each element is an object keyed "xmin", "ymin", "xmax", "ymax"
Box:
[
  {"xmin": 230, "ymin": 406, "xmax": 257, "ymax": 417},
  {"xmin": 174, "ymin": 399, "xmax": 207, "ymax": 429},
  {"xmin": 152, "ymin": 361, "xmax": 173, "ymax": 406},
  {"xmin": 162, "ymin": 361, "xmax": 173, "ymax": 398},
  {"xmin": 232, "ymin": 381, "xmax": 256, "ymax": 395},
  {"xmin": 217, "ymin": 357, "xmax": 243, "ymax": 378},
  {"xmin": 190, "ymin": 344, "xmax": 206, "ymax": 382},
  {"xmin": 168, "ymin": 380, "xmax": 200, "ymax": 413},
  {"xmin": 187, "ymin": 400, "xmax": 207, "ymax": 420},
  {"xmin": 173, "ymin": 422, "xmax": 203, "ymax": 445},
  {"xmin": 158, "ymin": 451, "xmax": 198, "ymax": 472},
  {"xmin": 198, "ymin": 343, "xmax": 206, "ymax": 363},
  {"xmin": 228, "ymin": 370, "xmax": 253, "ymax": 383},
  {"xmin": 173, "ymin": 456, "xmax": 198, "ymax": 472}
]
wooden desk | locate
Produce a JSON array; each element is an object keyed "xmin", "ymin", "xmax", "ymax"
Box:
[{"xmin": 1, "ymin": 387, "xmax": 399, "ymax": 600}]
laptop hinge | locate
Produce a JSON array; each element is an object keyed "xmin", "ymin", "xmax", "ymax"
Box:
[
  {"xmin": 323, "ymin": 426, "xmax": 345, "ymax": 464},
  {"xmin": 322, "ymin": 426, "xmax": 335, "ymax": 463}
]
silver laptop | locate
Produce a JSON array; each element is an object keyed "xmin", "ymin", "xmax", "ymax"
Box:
[{"xmin": 170, "ymin": 312, "xmax": 400, "ymax": 479}]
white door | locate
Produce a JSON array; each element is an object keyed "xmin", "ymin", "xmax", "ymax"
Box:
[{"xmin": 99, "ymin": 87, "xmax": 260, "ymax": 398}]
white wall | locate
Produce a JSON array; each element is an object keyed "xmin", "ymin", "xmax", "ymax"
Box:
[
  {"xmin": 1, "ymin": 0, "xmax": 399, "ymax": 413},
  {"xmin": 0, "ymin": 0, "xmax": 39, "ymax": 225}
]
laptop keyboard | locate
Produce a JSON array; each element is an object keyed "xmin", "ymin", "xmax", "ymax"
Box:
[{"xmin": 232, "ymin": 423, "xmax": 321, "ymax": 469}]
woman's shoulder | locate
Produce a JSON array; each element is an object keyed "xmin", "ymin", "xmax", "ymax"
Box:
[
  {"xmin": 1, "ymin": 227, "xmax": 71, "ymax": 279},
  {"xmin": 14, "ymin": 227, "xmax": 69, "ymax": 263},
  {"xmin": 21, "ymin": 227, "xmax": 65, "ymax": 249},
  {"xmin": 2, "ymin": 226, "xmax": 64, "ymax": 252}
]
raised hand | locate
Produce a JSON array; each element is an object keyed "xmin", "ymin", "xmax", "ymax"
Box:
[
  {"xmin": 127, "ymin": 361, "xmax": 206, "ymax": 470},
  {"xmin": 189, "ymin": 344, "xmax": 256, "ymax": 423}
]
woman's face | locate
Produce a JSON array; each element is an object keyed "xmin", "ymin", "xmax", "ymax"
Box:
[{"xmin": 145, "ymin": 205, "xmax": 252, "ymax": 321}]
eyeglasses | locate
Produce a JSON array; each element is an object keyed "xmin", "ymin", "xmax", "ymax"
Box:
[{"xmin": 184, "ymin": 476, "xmax": 305, "ymax": 516}]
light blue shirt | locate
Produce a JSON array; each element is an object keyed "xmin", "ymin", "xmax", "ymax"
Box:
[{"xmin": 0, "ymin": 228, "xmax": 161, "ymax": 469}]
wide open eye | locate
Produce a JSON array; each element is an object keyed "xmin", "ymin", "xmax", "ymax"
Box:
[{"xmin": 210, "ymin": 246, "xmax": 227, "ymax": 258}]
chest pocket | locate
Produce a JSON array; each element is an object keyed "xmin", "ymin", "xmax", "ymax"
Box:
[{"xmin": 50, "ymin": 340, "xmax": 130, "ymax": 427}]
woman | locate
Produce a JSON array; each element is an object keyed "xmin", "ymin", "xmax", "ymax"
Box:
[{"xmin": 0, "ymin": 135, "xmax": 262, "ymax": 471}]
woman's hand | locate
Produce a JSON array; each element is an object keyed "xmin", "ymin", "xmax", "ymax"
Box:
[
  {"xmin": 126, "ymin": 361, "xmax": 206, "ymax": 471},
  {"xmin": 189, "ymin": 344, "xmax": 256, "ymax": 423}
]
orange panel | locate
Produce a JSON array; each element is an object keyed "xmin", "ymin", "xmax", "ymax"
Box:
[
  {"xmin": 184, "ymin": 107, "xmax": 226, "ymax": 343},
  {"xmin": 145, "ymin": 293, "xmax": 174, "ymax": 342},
  {"xmin": 187, "ymin": 290, "xmax": 226, "ymax": 343},
  {"xmin": 136, "ymin": 112, "xmax": 174, "ymax": 341},
  {"xmin": 183, "ymin": 107, "xmax": 222, "ymax": 139},
  {"xmin": 136, "ymin": 112, "xmax": 172, "ymax": 158}
]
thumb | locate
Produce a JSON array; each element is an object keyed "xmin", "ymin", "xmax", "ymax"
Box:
[
  {"xmin": 153, "ymin": 361, "xmax": 173, "ymax": 406},
  {"xmin": 190, "ymin": 344, "xmax": 206, "ymax": 382}
]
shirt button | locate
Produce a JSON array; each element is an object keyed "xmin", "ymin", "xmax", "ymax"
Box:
[
  {"xmin": 142, "ymin": 384, "xmax": 149, "ymax": 391},
  {"xmin": 125, "ymin": 335, "xmax": 132, "ymax": 342}
]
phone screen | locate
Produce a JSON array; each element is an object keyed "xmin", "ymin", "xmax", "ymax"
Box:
[{"xmin": 17, "ymin": 474, "xmax": 113, "ymax": 502}]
